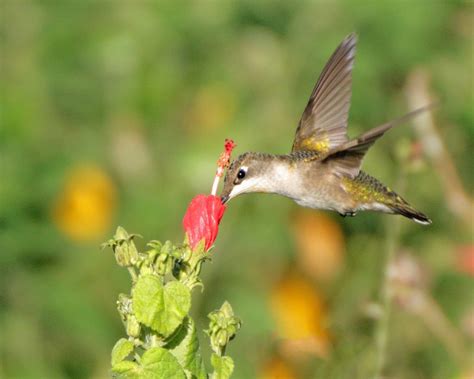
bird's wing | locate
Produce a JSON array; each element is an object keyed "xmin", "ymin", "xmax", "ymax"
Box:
[
  {"xmin": 291, "ymin": 33, "xmax": 357, "ymax": 154},
  {"xmin": 321, "ymin": 105, "xmax": 436, "ymax": 178}
]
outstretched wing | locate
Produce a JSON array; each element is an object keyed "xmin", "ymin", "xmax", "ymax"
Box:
[{"xmin": 291, "ymin": 33, "xmax": 357, "ymax": 154}]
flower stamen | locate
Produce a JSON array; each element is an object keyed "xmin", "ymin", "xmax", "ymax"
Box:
[{"xmin": 211, "ymin": 139, "xmax": 236, "ymax": 196}]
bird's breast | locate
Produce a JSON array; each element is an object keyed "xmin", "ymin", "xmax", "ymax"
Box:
[
  {"xmin": 268, "ymin": 162, "xmax": 331, "ymax": 207},
  {"xmin": 286, "ymin": 165, "xmax": 353, "ymax": 211}
]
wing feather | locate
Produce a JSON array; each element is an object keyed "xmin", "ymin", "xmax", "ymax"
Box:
[{"xmin": 292, "ymin": 33, "xmax": 357, "ymax": 153}]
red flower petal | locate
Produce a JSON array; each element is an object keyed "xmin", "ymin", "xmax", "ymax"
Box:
[{"xmin": 183, "ymin": 194, "xmax": 226, "ymax": 251}]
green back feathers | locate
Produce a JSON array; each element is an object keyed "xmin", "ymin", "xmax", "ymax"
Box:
[
  {"xmin": 342, "ymin": 171, "xmax": 403, "ymax": 205},
  {"xmin": 342, "ymin": 172, "xmax": 431, "ymax": 224}
]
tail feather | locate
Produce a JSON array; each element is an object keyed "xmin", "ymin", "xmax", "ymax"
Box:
[
  {"xmin": 345, "ymin": 172, "xmax": 432, "ymax": 225},
  {"xmin": 389, "ymin": 203, "xmax": 432, "ymax": 225}
]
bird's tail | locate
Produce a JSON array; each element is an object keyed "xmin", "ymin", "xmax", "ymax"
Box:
[
  {"xmin": 348, "ymin": 172, "xmax": 432, "ymax": 225},
  {"xmin": 387, "ymin": 200, "xmax": 432, "ymax": 225}
]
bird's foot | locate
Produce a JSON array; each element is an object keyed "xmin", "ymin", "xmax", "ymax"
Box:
[{"xmin": 339, "ymin": 211, "xmax": 357, "ymax": 218}]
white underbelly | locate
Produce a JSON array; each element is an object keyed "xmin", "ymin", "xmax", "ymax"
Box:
[{"xmin": 293, "ymin": 193, "xmax": 342, "ymax": 212}]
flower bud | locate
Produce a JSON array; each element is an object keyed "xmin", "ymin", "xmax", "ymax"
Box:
[
  {"xmin": 182, "ymin": 195, "xmax": 226, "ymax": 252},
  {"xmin": 207, "ymin": 301, "xmax": 241, "ymax": 355},
  {"xmin": 126, "ymin": 315, "xmax": 141, "ymax": 338},
  {"xmin": 217, "ymin": 329, "xmax": 228, "ymax": 348},
  {"xmin": 156, "ymin": 252, "xmax": 173, "ymax": 276},
  {"xmin": 102, "ymin": 227, "xmax": 140, "ymax": 267},
  {"xmin": 143, "ymin": 240, "xmax": 176, "ymax": 276},
  {"xmin": 117, "ymin": 293, "xmax": 133, "ymax": 316}
]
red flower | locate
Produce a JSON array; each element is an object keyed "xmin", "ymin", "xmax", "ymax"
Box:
[
  {"xmin": 183, "ymin": 194, "xmax": 226, "ymax": 251},
  {"xmin": 183, "ymin": 138, "xmax": 235, "ymax": 252}
]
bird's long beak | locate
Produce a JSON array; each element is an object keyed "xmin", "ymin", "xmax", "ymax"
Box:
[{"xmin": 221, "ymin": 195, "xmax": 229, "ymax": 204}]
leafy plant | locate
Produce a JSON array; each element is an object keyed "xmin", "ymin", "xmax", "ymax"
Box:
[
  {"xmin": 103, "ymin": 227, "xmax": 240, "ymax": 379},
  {"xmin": 102, "ymin": 140, "xmax": 240, "ymax": 378}
]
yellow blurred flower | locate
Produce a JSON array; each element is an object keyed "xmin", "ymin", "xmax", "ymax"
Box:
[
  {"xmin": 270, "ymin": 271, "xmax": 331, "ymax": 358},
  {"xmin": 259, "ymin": 356, "xmax": 296, "ymax": 379},
  {"xmin": 52, "ymin": 165, "xmax": 117, "ymax": 241},
  {"xmin": 291, "ymin": 210, "xmax": 345, "ymax": 281}
]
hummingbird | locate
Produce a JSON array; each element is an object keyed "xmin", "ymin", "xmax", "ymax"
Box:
[{"xmin": 220, "ymin": 33, "xmax": 432, "ymax": 225}]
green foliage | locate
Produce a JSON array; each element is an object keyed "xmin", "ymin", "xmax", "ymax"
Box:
[
  {"xmin": 132, "ymin": 276, "xmax": 191, "ymax": 337},
  {"xmin": 111, "ymin": 347, "xmax": 186, "ymax": 379},
  {"xmin": 104, "ymin": 227, "xmax": 240, "ymax": 378},
  {"xmin": 165, "ymin": 318, "xmax": 207, "ymax": 379},
  {"xmin": 111, "ymin": 339, "xmax": 135, "ymax": 367},
  {"xmin": 210, "ymin": 355, "xmax": 234, "ymax": 379}
]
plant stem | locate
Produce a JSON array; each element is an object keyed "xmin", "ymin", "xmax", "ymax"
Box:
[
  {"xmin": 373, "ymin": 175, "xmax": 405, "ymax": 379},
  {"xmin": 418, "ymin": 295, "xmax": 468, "ymax": 367},
  {"xmin": 127, "ymin": 267, "xmax": 138, "ymax": 283}
]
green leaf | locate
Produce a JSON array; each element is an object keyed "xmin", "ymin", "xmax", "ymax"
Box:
[
  {"xmin": 210, "ymin": 354, "xmax": 234, "ymax": 379},
  {"xmin": 133, "ymin": 275, "xmax": 191, "ymax": 337},
  {"xmin": 166, "ymin": 317, "xmax": 207, "ymax": 379},
  {"xmin": 161, "ymin": 281, "xmax": 191, "ymax": 335},
  {"xmin": 132, "ymin": 275, "xmax": 164, "ymax": 330},
  {"xmin": 111, "ymin": 360, "xmax": 140, "ymax": 378},
  {"xmin": 140, "ymin": 347, "xmax": 186, "ymax": 379},
  {"xmin": 111, "ymin": 348, "xmax": 186, "ymax": 379},
  {"xmin": 111, "ymin": 338, "xmax": 135, "ymax": 366}
]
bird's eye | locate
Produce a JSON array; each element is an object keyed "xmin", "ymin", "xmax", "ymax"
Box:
[{"xmin": 237, "ymin": 168, "xmax": 246, "ymax": 179}]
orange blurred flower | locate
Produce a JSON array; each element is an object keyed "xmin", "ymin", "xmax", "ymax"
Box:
[
  {"xmin": 52, "ymin": 165, "xmax": 117, "ymax": 241},
  {"xmin": 270, "ymin": 271, "xmax": 331, "ymax": 358},
  {"xmin": 457, "ymin": 371, "xmax": 474, "ymax": 379},
  {"xmin": 259, "ymin": 356, "xmax": 296, "ymax": 379},
  {"xmin": 291, "ymin": 210, "xmax": 345, "ymax": 281},
  {"xmin": 456, "ymin": 245, "xmax": 474, "ymax": 276}
]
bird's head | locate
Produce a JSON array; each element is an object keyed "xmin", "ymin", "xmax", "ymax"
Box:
[{"xmin": 220, "ymin": 152, "xmax": 272, "ymax": 203}]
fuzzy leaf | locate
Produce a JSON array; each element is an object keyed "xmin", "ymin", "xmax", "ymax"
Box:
[
  {"xmin": 210, "ymin": 354, "xmax": 234, "ymax": 379},
  {"xmin": 111, "ymin": 360, "xmax": 140, "ymax": 378},
  {"xmin": 133, "ymin": 275, "xmax": 191, "ymax": 337},
  {"xmin": 161, "ymin": 281, "xmax": 192, "ymax": 336},
  {"xmin": 111, "ymin": 348, "xmax": 186, "ymax": 379},
  {"xmin": 132, "ymin": 275, "xmax": 164, "ymax": 330},
  {"xmin": 140, "ymin": 347, "xmax": 186, "ymax": 379},
  {"xmin": 166, "ymin": 317, "xmax": 207, "ymax": 379},
  {"xmin": 111, "ymin": 338, "xmax": 134, "ymax": 366}
]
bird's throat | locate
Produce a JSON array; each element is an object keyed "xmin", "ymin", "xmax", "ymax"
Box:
[{"xmin": 256, "ymin": 157, "xmax": 303, "ymax": 197}]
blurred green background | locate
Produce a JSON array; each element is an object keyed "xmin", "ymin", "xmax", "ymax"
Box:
[{"xmin": 1, "ymin": 1, "xmax": 473, "ymax": 378}]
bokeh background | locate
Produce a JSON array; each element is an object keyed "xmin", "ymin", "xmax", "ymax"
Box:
[{"xmin": 1, "ymin": 1, "xmax": 473, "ymax": 378}]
